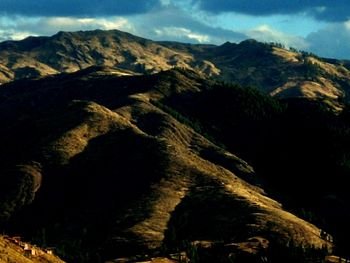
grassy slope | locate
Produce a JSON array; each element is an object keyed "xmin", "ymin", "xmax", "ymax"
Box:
[
  {"xmin": 0, "ymin": 236, "xmax": 64, "ymax": 263},
  {"xmin": 0, "ymin": 68, "xmax": 332, "ymax": 262},
  {"xmin": 0, "ymin": 30, "xmax": 219, "ymax": 84},
  {"xmin": 2, "ymin": 30, "xmax": 350, "ymax": 111}
]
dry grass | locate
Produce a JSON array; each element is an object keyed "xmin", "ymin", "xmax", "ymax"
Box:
[
  {"xmin": 272, "ymin": 47, "xmax": 300, "ymax": 63},
  {"xmin": 0, "ymin": 64, "xmax": 14, "ymax": 84},
  {"xmin": 307, "ymin": 57, "xmax": 350, "ymax": 79},
  {"xmin": 42, "ymin": 101, "xmax": 141, "ymax": 165},
  {"xmin": 270, "ymin": 48, "xmax": 350, "ymax": 109},
  {"xmin": 0, "ymin": 236, "xmax": 64, "ymax": 263},
  {"xmin": 325, "ymin": 255, "xmax": 350, "ymax": 263},
  {"xmin": 0, "ymin": 30, "xmax": 220, "ymax": 83},
  {"xmin": 102, "ymin": 93, "xmax": 330, "ymax": 253},
  {"xmin": 271, "ymin": 77, "xmax": 344, "ymax": 111},
  {"xmin": 22, "ymin": 86, "xmax": 330, "ymax": 254},
  {"xmin": 0, "ymin": 67, "xmax": 334, "ymax": 261}
]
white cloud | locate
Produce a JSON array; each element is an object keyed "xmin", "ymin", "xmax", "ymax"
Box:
[
  {"xmin": 241, "ymin": 22, "xmax": 350, "ymax": 60},
  {"xmin": 245, "ymin": 24, "xmax": 309, "ymax": 49},
  {"xmin": 0, "ymin": 28, "xmax": 33, "ymax": 41},
  {"xmin": 0, "ymin": 16, "xmax": 135, "ymax": 40},
  {"xmin": 7, "ymin": 31, "xmax": 33, "ymax": 40},
  {"xmin": 306, "ymin": 21, "xmax": 350, "ymax": 59},
  {"xmin": 43, "ymin": 17, "xmax": 133, "ymax": 31},
  {"xmin": 344, "ymin": 20, "xmax": 350, "ymax": 30},
  {"xmin": 131, "ymin": 5, "xmax": 246, "ymax": 44},
  {"xmin": 160, "ymin": 0, "xmax": 171, "ymax": 6},
  {"xmin": 154, "ymin": 26, "xmax": 210, "ymax": 43},
  {"xmin": 0, "ymin": 5, "xmax": 245, "ymax": 46}
]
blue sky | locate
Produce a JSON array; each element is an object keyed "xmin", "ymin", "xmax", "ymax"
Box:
[{"xmin": 0, "ymin": 0, "xmax": 350, "ymax": 59}]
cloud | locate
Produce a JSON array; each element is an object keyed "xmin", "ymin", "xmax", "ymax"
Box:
[
  {"xmin": 154, "ymin": 27, "xmax": 210, "ymax": 43},
  {"xmin": 0, "ymin": 4, "xmax": 246, "ymax": 45},
  {"xmin": 0, "ymin": 0, "xmax": 161, "ymax": 16},
  {"xmin": 134, "ymin": 5, "xmax": 246, "ymax": 44},
  {"xmin": 306, "ymin": 22, "xmax": 350, "ymax": 59},
  {"xmin": 1, "ymin": 1, "xmax": 349, "ymax": 60},
  {"xmin": 0, "ymin": 29, "xmax": 32, "ymax": 41},
  {"xmin": 0, "ymin": 16, "xmax": 135, "ymax": 40},
  {"xmin": 243, "ymin": 22, "xmax": 350, "ymax": 60},
  {"xmin": 195, "ymin": 0, "xmax": 350, "ymax": 22},
  {"xmin": 160, "ymin": 0, "xmax": 171, "ymax": 6},
  {"xmin": 245, "ymin": 25, "xmax": 309, "ymax": 49},
  {"xmin": 36, "ymin": 17, "xmax": 135, "ymax": 34}
]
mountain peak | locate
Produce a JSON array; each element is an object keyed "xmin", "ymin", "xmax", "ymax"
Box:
[
  {"xmin": 240, "ymin": 38, "xmax": 259, "ymax": 44},
  {"xmin": 1, "ymin": 29, "xmax": 349, "ymax": 107}
]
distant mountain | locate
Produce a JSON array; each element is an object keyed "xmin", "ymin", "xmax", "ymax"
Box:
[
  {"xmin": 163, "ymin": 39, "xmax": 350, "ymax": 108},
  {"xmin": 0, "ymin": 30, "xmax": 219, "ymax": 83},
  {"xmin": 2, "ymin": 29, "xmax": 350, "ymax": 109}
]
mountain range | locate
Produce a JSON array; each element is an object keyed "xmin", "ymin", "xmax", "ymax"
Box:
[
  {"xmin": 2, "ymin": 29, "xmax": 350, "ymax": 106},
  {"xmin": 1, "ymin": 29, "xmax": 350, "ymax": 263}
]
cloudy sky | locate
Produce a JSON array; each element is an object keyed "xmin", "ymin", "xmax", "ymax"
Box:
[{"xmin": 0, "ymin": 0, "xmax": 350, "ymax": 59}]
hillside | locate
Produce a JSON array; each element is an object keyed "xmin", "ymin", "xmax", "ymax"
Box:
[
  {"xmin": 0, "ymin": 235, "xmax": 64, "ymax": 263},
  {"xmin": 0, "ymin": 30, "xmax": 219, "ymax": 83},
  {"xmin": 1, "ymin": 30, "xmax": 350, "ymax": 110},
  {"xmin": 161, "ymin": 39, "xmax": 350, "ymax": 105},
  {"xmin": 0, "ymin": 67, "xmax": 338, "ymax": 262}
]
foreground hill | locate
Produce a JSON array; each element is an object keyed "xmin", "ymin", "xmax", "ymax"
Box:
[
  {"xmin": 2, "ymin": 29, "xmax": 350, "ymax": 110},
  {"xmin": 0, "ymin": 67, "xmax": 336, "ymax": 262},
  {"xmin": 0, "ymin": 235, "xmax": 64, "ymax": 263}
]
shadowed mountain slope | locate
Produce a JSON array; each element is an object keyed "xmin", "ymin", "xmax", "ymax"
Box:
[{"xmin": 0, "ymin": 68, "xmax": 333, "ymax": 262}]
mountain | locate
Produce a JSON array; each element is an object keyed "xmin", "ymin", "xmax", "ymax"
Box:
[
  {"xmin": 0, "ymin": 30, "xmax": 219, "ymax": 83},
  {"xmin": 1, "ymin": 30, "xmax": 350, "ymax": 262},
  {"xmin": 162, "ymin": 39, "xmax": 350, "ymax": 109},
  {"xmin": 0, "ymin": 66, "xmax": 339, "ymax": 262},
  {"xmin": 2, "ymin": 29, "xmax": 350, "ymax": 110}
]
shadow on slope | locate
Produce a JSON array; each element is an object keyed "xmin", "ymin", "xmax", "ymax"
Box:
[{"xmin": 0, "ymin": 68, "xmax": 336, "ymax": 262}]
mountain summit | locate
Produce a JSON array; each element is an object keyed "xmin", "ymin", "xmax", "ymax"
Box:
[{"xmin": 0, "ymin": 29, "xmax": 219, "ymax": 83}]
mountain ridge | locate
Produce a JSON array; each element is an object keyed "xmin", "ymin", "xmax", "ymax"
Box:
[
  {"xmin": 2, "ymin": 29, "xmax": 350, "ymax": 110},
  {"xmin": 0, "ymin": 29, "xmax": 220, "ymax": 84}
]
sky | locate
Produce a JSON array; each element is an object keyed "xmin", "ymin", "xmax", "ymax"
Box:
[{"xmin": 0, "ymin": 0, "xmax": 350, "ymax": 59}]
